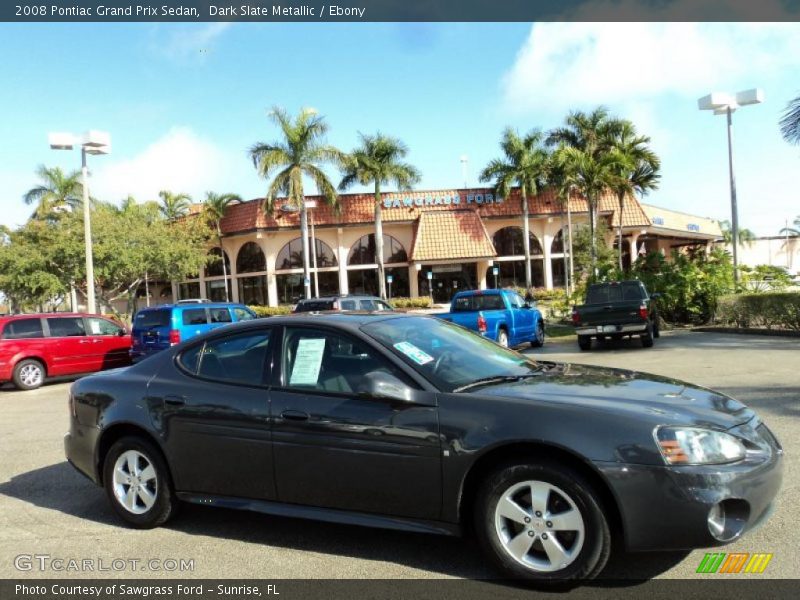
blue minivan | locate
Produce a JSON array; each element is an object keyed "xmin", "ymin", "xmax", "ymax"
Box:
[{"xmin": 130, "ymin": 301, "xmax": 257, "ymax": 362}]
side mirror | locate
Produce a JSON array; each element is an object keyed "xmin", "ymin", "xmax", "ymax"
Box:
[
  {"xmin": 650, "ymin": 293, "xmax": 661, "ymax": 300},
  {"xmin": 359, "ymin": 371, "xmax": 414, "ymax": 403},
  {"xmin": 118, "ymin": 329, "xmax": 128, "ymax": 337}
]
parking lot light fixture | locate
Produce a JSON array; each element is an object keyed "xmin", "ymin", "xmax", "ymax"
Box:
[
  {"xmin": 697, "ymin": 89, "xmax": 763, "ymax": 285},
  {"xmin": 49, "ymin": 130, "xmax": 111, "ymax": 314}
]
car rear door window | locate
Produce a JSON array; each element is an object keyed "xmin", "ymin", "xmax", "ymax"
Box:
[
  {"xmin": 47, "ymin": 317, "xmax": 86, "ymax": 337},
  {"xmin": 210, "ymin": 308, "xmax": 232, "ymax": 323},
  {"xmin": 359, "ymin": 299, "xmax": 376, "ymax": 310},
  {"xmin": 135, "ymin": 309, "xmax": 171, "ymax": 328},
  {"xmin": 194, "ymin": 330, "xmax": 272, "ymax": 386},
  {"xmin": 1, "ymin": 318, "xmax": 44, "ymax": 339},
  {"xmin": 182, "ymin": 308, "xmax": 208, "ymax": 326},
  {"xmin": 86, "ymin": 317, "xmax": 123, "ymax": 336}
]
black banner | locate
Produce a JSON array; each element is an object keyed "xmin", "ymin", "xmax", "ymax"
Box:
[
  {"xmin": 3, "ymin": 579, "xmax": 799, "ymax": 600},
  {"xmin": 3, "ymin": 0, "xmax": 800, "ymax": 23}
]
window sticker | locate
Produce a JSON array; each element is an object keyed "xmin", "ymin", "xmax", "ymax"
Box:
[
  {"xmin": 393, "ymin": 341, "xmax": 434, "ymax": 365},
  {"xmin": 289, "ymin": 338, "xmax": 326, "ymax": 385}
]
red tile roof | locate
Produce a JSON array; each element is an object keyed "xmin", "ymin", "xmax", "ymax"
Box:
[
  {"xmin": 410, "ymin": 210, "xmax": 496, "ymax": 261},
  {"xmin": 218, "ymin": 187, "xmax": 651, "ymax": 235}
]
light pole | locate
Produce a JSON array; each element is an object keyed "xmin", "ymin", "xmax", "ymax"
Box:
[
  {"xmin": 460, "ymin": 155, "xmax": 468, "ymax": 188},
  {"xmin": 280, "ymin": 201, "xmax": 319, "ymax": 298},
  {"xmin": 698, "ymin": 89, "xmax": 763, "ymax": 286},
  {"xmin": 307, "ymin": 200, "xmax": 319, "ymax": 297},
  {"xmin": 49, "ymin": 131, "xmax": 111, "ymax": 314}
]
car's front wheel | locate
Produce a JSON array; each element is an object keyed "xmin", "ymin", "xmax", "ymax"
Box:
[
  {"xmin": 578, "ymin": 335, "xmax": 592, "ymax": 351},
  {"xmin": 474, "ymin": 460, "xmax": 611, "ymax": 581},
  {"xmin": 103, "ymin": 436, "xmax": 178, "ymax": 529}
]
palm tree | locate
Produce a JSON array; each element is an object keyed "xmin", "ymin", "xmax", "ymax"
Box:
[
  {"xmin": 719, "ymin": 220, "xmax": 756, "ymax": 247},
  {"xmin": 250, "ymin": 107, "xmax": 344, "ymax": 300},
  {"xmin": 605, "ymin": 121, "xmax": 661, "ymax": 271},
  {"xmin": 780, "ymin": 215, "xmax": 800, "ymax": 237},
  {"xmin": 203, "ymin": 192, "xmax": 242, "ymax": 302},
  {"xmin": 158, "ymin": 190, "xmax": 192, "ymax": 220},
  {"xmin": 480, "ymin": 128, "xmax": 549, "ymax": 289},
  {"xmin": 780, "ymin": 94, "xmax": 800, "ymax": 145},
  {"xmin": 546, "ymin": 146, "xmax": 578, "ymax": 295},
  {"xmin": 547, "ymin": 107, "xmax": 622, "ymax": 276},
  {"xmin": 339, "ymin": 133, "xmax": 421, "ymax": 299},
  {"xmin": 23, "ymin": 165, "xmax": 83, "ymax": 220}
]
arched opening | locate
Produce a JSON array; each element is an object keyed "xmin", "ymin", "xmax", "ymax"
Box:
[
  {"xmin": 204, "ymin": 247, "xmax": 232, "ymax": 301},
  {"xmin": 276, "ymin": 237, "xmax": 338, "ymax": 270},
  {"xmin": 237, "ymin": 242, "xmax": 266, "ymax": 273},
  {"xmin": 236, "ymin": 242, "xmax": 268, "ymax": 305},
  {"xmin": 205, "ymin": 247, "xmax": 231, "ymax": 278},
  {"xmin": 275, "ymin": 237, "xmax": 339, "ymax": 303},
  {"xmin": 347, "ymin": 234, "xmax": 409, "ymax": 298},
  {"xmin": 348, "ymin": 234, "xmax": 408, "ymax": 265},
  {"xmin": 490, "ymin": 226, "xmax": 545, "ymax": 288},
  {"xmin": 550, "ymin": 228, "xmax": 570, "ymax": 287}
]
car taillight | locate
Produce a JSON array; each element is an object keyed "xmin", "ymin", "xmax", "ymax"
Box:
[
  {"xmin": 169, "ymin": 329, "xmax": 181, "ymax": 345},
  {"xmin": 333, "ymin": 301, "xmax": 339, "ymax": 310},
  {"xmin": 571, "ymin": 309, "xmax": 580, "ymax": 325},
  {"xmin": 477, "ymin": 313, "xmax": 487, "ymax": 333},
  {"xmin": 639, "ymin": 304, "xmax": 648, "ymax": 320}
]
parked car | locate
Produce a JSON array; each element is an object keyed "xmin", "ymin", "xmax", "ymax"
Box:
[
  {"xmin": 437, "ymin": 288, "xmax": 544, "ymax": 348},
  {"xmin": 130, "ymin": 302, "xmax": 256, "ymax": 363},
  {"xmin": 0, "ymin": 312, "xmax": 130, "ymax": 390},
  {"xmin": 293, "ymin": 295, "xmax": 394, "ymax": 313},
  {"xmin": 65, "ymin": 313, "xmax": 781, "ymax": 580},
  {"xmin": 571, "ymin": 280, "xmax": 659, "ymax": 351}
]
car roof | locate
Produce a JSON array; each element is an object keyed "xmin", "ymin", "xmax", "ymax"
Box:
[
  {"xmin": 210, "ymin": 311, "xmax": 419, "ymax": 335},
  {"xmin": 0, "ymin": 312, "xmax": 109, "ymax": 322},
  {"xmin": 296, "ymin": 295, "xmax": 382, "ymax": 302},
  {"xmin": 136, "ymin": 303, "xmax": 246, "ymax": 311}
]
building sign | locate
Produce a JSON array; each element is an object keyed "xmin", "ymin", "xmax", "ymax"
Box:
[
  {"xmin": 432, "ymin": 264, "xmax": 463, "ymax": 273},
  {"xmin": 382, "ymin": 191, "xmax": 503, "ymax": 210},
  {"xmin": 687, "ymin": 223, "xmax": 701, "ymax": 232},
  {"xmin": 652, "ymin": 216, "xmax": 665, "ymax": 225}
]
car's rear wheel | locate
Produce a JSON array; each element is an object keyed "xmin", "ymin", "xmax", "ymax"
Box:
[
  {"xmin": 578, "ymin": 336, "xmax": 592, "ymax": 351},
  {"xmin": 103, "ymin": 436, "xmax": 178, "ymax": 529},
  {"xmin": 497, "ymin": 329, "xmax": 509, "ymax": 347},
  {"xmin": 641, "ymin": 324, "xmax": 654, "ymax": 348},
  {"xmin": 474, "ymin": 460, "xmax": 611, "ymax": 581},
  {"xmin": 531, "ymin": 322, "xmax": 545, "ymax": 348},
  {"xmin": 653, "ymin": 320, "xmax": 661, "ymax": 338},
  {"xmin": 12, "ymin": 359, "xmax": 45, "ymax": 390}
]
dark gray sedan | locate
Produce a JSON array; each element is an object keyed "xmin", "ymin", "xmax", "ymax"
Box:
[{"xmin": 64, "ymin": 313, "xmax": 782, "ymax": 581}]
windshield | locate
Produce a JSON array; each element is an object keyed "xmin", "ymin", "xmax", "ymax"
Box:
[{"xmin": 361, "ymin": 316, "xmax": 539, "ymax": 392}]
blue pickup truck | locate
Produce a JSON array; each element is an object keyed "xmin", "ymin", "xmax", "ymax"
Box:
[{"xmin": 437, "ymin": 289, "xmax": 545, "ymax": 348}]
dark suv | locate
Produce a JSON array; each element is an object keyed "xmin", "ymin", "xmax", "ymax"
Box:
[{"xmin": 293, "ymin": 295, "xmax": 393, "ymax": 313}]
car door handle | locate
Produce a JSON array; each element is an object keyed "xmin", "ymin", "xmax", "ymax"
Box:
[
  {"xmin": 281, "ymin": 410, "xmax": 310, "ymax": 421},
  {"xmin": 78, "ymin": 339, "xmax": 91, "ymax": 344},
  {"xmin": 164, "ymin": 394, "xmax": 187, "ymax": 406}
]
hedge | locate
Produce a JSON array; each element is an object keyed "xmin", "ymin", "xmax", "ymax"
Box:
[
  {"xmin": 715, "ymin": 292, "xmax": 800, "ymax": 331},
  {"xmin": 390, "ymin": 296, "xmax": 432, "ymax": 309},
  {"xmin": 248, "ymin": 305, "xmax": 293, "ymax": 317}
]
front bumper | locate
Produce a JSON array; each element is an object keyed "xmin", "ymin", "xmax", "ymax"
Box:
[{"xmin": 595, "ymin": 422, "xmax": 783, "ymax": 551}]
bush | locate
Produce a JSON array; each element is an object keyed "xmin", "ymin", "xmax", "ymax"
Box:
[
  {"xmin": 390, "ymin": 296, "xmax": 432, "ymax": 309},
  {"xmin": 715, "ymin": 292, "xmax": 800, "ymax": 330},
  {"xmin": 248, "ymin": 305, "xmax": 293, "ymax": 317},
  {"xmin": 510, "ymin": 287, "xmax": 567, "ymax": 302}
]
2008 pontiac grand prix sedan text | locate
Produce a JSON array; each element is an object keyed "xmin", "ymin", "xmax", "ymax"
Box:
[{"xmin": 64, "ymin": 313, "xmax": 782, "ymax": 581}]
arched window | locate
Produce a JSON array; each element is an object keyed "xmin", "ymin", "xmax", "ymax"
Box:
[
  {"xmin": 551, "ymin": 229, "xmax": 568, "ymax": 254},
  {"xmin": 237, "ymin": 242, "xmax": 266, "ymax": 273},
  {"xmin": 205, "ymin": 247, "xmax": 231, "ymax": 277},
  {"xmin": 492, "ymin": 226, "xmax": 543, "ymax": 256},
  {"xmin": 348, "ymin": 234, "xmax": 408, "ymax": 265},
  {"xmin": 275, "ymin": 237, "xmax": 337, "ymax": 270}
]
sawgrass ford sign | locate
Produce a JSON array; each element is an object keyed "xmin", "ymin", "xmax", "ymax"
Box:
[{"xmin": 382, "ymin": 191, "xmax": 503, "ymax": 209}]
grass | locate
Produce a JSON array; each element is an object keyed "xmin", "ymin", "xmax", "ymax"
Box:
[{"xmin": 544, "ymin": 322, "xmax": 576, "ymax": 338}]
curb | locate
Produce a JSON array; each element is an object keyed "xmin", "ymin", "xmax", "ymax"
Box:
[{"xmin": 692, "ymin": 327, "xmax": 800, "ymax": 338}]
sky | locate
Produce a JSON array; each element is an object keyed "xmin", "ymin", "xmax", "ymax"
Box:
[{"xmin": 0, "ymin": 20, "xmax": 799, "ymax": 236}]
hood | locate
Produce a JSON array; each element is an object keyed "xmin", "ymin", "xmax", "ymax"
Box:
[{"xmin": 479, "ymin": 361, "xmax": 754, "ymax": 430}]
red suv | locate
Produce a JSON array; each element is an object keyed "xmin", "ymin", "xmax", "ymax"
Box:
[{"xmin": 0, "ymin": 313, "xmax": 131, "ymax": 391}]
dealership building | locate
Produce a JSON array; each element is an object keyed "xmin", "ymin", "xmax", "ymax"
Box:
[{"xmin": 148, "ymin": 187, "xmax": 722, "ymax": 306}]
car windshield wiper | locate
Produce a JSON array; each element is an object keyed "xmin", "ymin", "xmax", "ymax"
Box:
[{"xmin": 453, "ymin": 372, "xmax": 541, "ymax": 393}]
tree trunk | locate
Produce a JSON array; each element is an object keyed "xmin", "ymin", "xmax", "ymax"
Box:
[
  {"xmin": 567, "ymin": 195, "xmax": 575, "ymax": 292},
  {"xmin": 560, "ymin": 202, "xmax": 569, "ymax": 298},
  {"xmin": 300, "ymin": 203, "xmax": 312, "ymax": 299},
  {"xmin": 588, "ymin": 194, "xmax": 598, "ymax": 280},
  {"xmin": 618, "ymin": 193, "xmax": 625, "ymax": 273},
  {"xmin": 218, "ymin": 226, "xmax": 229, "ymax": 302},
  {"xmin": 522, "ymin": 185, "xmax": 532, "ymax": 289},
  {"xmin": 375, "ymin": 184, "xmax": 387, "ymax": 299}
]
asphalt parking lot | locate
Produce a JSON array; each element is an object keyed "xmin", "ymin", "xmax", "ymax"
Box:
[{"xmin": 0, "ymin": 330, "xmax": 797, "ymax": 580}]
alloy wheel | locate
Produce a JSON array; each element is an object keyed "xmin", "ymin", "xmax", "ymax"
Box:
[
  {"xmin": 494, "ymin": 479, "xmax": 585, "ymax": 573},
  {"xmin": 19, "ymin": 364, "xmax": 43, "ymax": 388},
  {"xmin": 112, "ymin": 450, "xmax": 158, "ymax": 515}
]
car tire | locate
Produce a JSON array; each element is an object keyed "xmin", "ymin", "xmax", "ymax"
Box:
[
  {"xmin": 653, "ymin": 320, "xmax": 661, "ymax": 338},
  {"xmin": 103, "ymin": 436, "xmax": 178, "ymax": 529},
  {"xmin": 474, "ymin": 460, "xmax": 611, "ymax": 582},
  {"xmin": 578, "ymin": 336, "xmax": 592, "ymax": 351},
  {"xmin": 641, "ymin": 324, "xmax": 654, "ymax": 348},
  {"xmin": 12, "ymin": 359, "xmax": 46, "ymax": 390},
  {"xmin": 531, "ymin": 322, "xmax": 545, "ymax": 348},
  {"xmin": 497, "ymin": 329, "xmax": 509, "ymax": 347}
]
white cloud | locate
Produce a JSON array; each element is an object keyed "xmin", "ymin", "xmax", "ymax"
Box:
[
  {"xmin": 502, "ymin": 21, "xmax": 800, "ymax": 112},
  {"xmin": 90, "ymin": 127, "xmax": 234, "ymax": 203}
]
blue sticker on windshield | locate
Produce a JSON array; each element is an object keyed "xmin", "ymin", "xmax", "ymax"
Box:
[{"xmin": 394, "ymin": 341, "xmax": 434, "ymax": 365}]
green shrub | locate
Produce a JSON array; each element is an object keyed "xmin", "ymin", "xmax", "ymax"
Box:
[
  {"xmin": 390, "ymin": 296, "xmax": 432, "ymax": 309},
  {"xmin": 510, "ymin": 287, "xmax": 567, "ymax": 302},
  {"xmin": 248, "ymin": 305, "xmax": 293, "ymax": 317},
  {"xmin": 715, "ymin": 292, "xmax": 800, "ymax": 330}
]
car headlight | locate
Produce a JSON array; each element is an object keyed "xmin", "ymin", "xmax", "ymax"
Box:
[{"xmin": 655, "ymin": 426, "xmax": 746, "ymax": 465}]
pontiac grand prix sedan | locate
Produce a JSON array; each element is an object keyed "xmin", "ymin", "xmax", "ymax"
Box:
[{"xmin": 65, "ymin": 313, "xmax": 782, "ymax": 581}]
